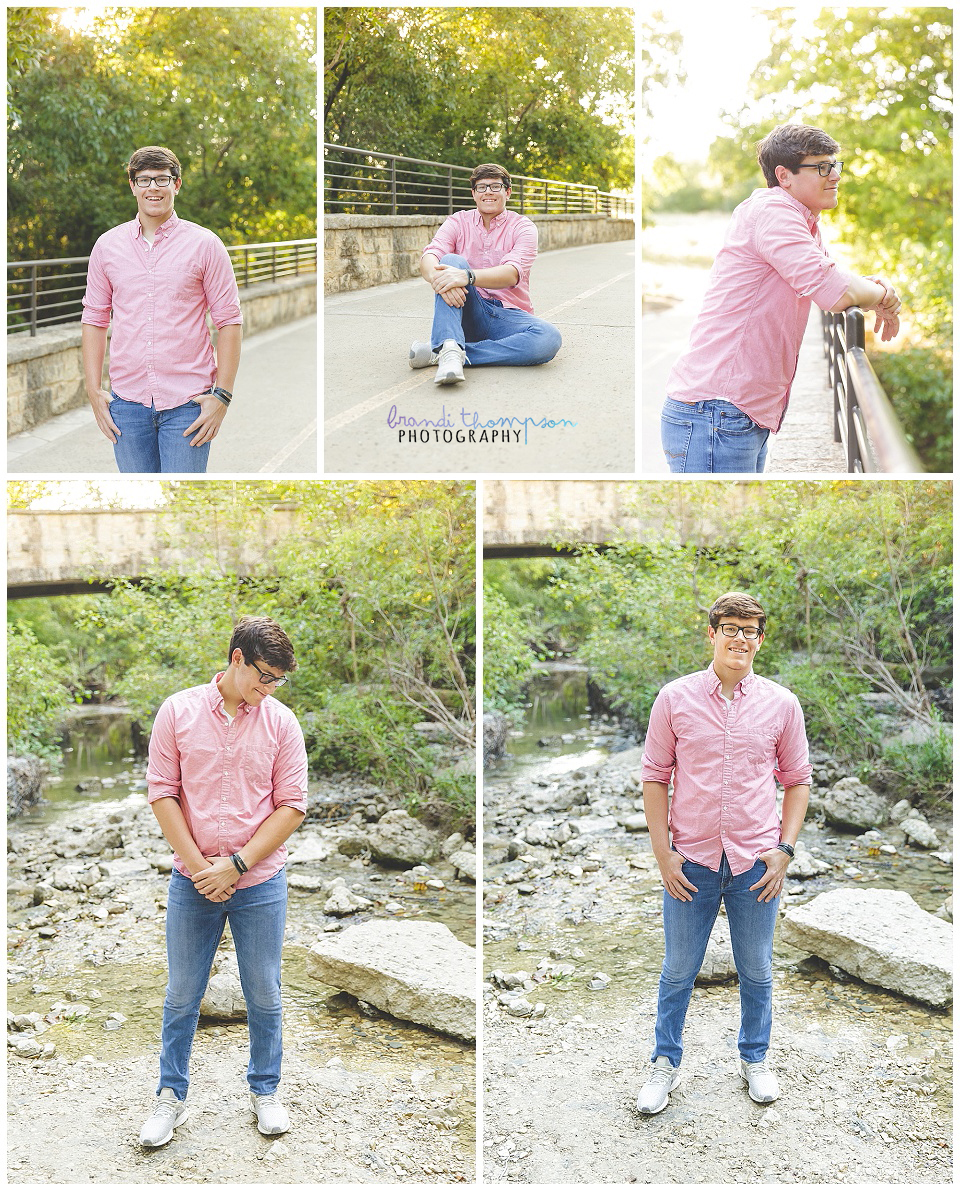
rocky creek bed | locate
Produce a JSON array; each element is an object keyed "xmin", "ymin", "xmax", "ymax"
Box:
[
  {"xmin": 7, "ymin": 769, "xmax": 477, "ymax": 1184},
  {"xmin": 482, "ymin": 728, "xmax": 952, "ymax": 1185}
]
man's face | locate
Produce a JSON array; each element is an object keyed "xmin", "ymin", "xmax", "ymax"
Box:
[
  {"xmin": 708, "ymin": 616, "xmax": 764, "ymax": 679},
  {"xmin": 233, "ymin": 651, "xmax": 286, "ymax": 706},
  {"xmin": 472, "ymin": 176, "xmax": 510, "ymax": 218},
  {"xmin": 777, "ymin": 154, "xmax": 841, "ymax": 216},
  {"xmin": 129, "ymin": 167, "xmax": 181, "ymax": 223}
]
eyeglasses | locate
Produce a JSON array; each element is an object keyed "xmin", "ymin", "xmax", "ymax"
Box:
[
  {"xmin": 795, "ymin": 160, "xmax": 843, "ymax": 177},
  {"xmin": 133, "ymin": 175, "xmax": 177, "ymax": 188},
  {"xmin": 247, "ymin": 661, "xmax": 288, "ymax": 688},
  {"xmin": 473, "ymin": 183, "xmax": 506, "ymax": 193},
  {"xmin": 717, "ymin": 624, "xmax": 763, "ymax": 640}
]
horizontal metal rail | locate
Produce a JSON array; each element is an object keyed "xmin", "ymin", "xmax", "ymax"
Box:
[
  {"xmin": 7, "ymin": 238, "xmax": 317, "ymax": 336},
  {"xmin": 822, "ymin": 308, "xmax": 923, "ymax": 473},
  {"xmin": 323, "ymin": 143, "xmax": 634, "ymax": 218}
]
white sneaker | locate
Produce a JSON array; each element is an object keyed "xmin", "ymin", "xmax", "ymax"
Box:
[
  {"xmin": 434, "ymin": 339, "xmax": 466, "ymax": 385},
  {"xmin": 740, "ymin": 1058, "xmax": 779, "ymax": 1103},
  {"xmin": 250, "ymin": 1091, "xmax": 290, "ymax": 1135},
  {"xmin": 636, "ymin": 1056, "xmax": 681, "ymax": 1114},
  {"xmin": 139, "ymin": 1087, "xmax": 188, "ymax": 1147},
  {"xmin": 408, "ymin": 341, "xmax": 438, "ymax": 369}
]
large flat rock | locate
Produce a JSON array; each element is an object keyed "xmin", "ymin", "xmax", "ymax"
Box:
[
  {"xmin": 307, "ymin": 919, "xmax": 476, "ymax": 1041},
  {"xmin": 781, "ymin": 888, "xmax": 953, "ymax": 1007}
]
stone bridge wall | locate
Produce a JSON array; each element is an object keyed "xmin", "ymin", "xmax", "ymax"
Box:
[
  {"xmin": 324, "ymin": 214, "xmax": 635, "ymax": 295},
  {"xmin": 8, "ymin": 507, "xmax": 299, "ymax": 593},
  {"xmin": 7, "ymin": 274, "xmax": 316, "ymax": 437}
]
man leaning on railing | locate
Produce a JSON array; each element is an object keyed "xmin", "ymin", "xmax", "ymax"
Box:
[
  {"xmin": 80, "ymin": 145, "xmax": 243, "ymax": 474},
  {"xmin": 659, "ymin": 124, "xmax": 902, "ymax": 474},
  {"xmin": 409, "ymin": 162, "xmax": 562, "ymax": 386}
]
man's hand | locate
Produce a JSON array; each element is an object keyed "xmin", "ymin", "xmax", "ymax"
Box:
[
  {"xmin": 657, "ymin": 851, "xmax": 699, "ymax": 902},
  {"xmin": 87, "ymin": 387, "xmax": 121, "ymax": 444},
  {"xmin": 192, "ymin": 856, "xmax": 238, "ymax": 901},
  {"xmin": 431, "ymin": 264, "xmax": 469, "ymax": 308},
  {"xmin": 867, "ymin": 276, "xmax": 902, "ymax": 341},
  {"xmin": 183, "ymin": 392, "xmax": 228, "ymax": 447},
  {"xmin": 750, "ymin": 848, "xmax": 790, "ymax": 902}
]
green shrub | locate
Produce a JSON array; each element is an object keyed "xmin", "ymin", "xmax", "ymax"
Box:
[
  {"xmin": 862, "ymin": 721, "xmax": 953, "ymax": 813},
  {"xmin": 7, "ymin": 624, "xmax": 72, "ymax": 758},
  {"xmin": 870, "ymin": 348, "xmax": 952, "ymax": 473}
]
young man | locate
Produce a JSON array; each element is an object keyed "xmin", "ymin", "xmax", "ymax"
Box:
[
  {"xmin": 409, "ymin": 162, "xmax": 562, "ymax": 385},
  {"xmin": 141, "ymin": 616, "xmax": 308, "ymax": 1147},
  {"xmin": 637, "ymin": 593, "xmax": 812, "ymax": 1114},
  {"xmin": 81, "ymin": 145, "xmax": 243, "ymax": 473},
  {"xmin": 662, "ymin": 124, "xmax": 903, "ymax": 472}
]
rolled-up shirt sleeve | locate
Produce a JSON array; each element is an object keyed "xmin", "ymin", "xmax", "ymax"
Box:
[
  {"xmin": 80, "ymin": 240, "xmax": 113, "ymax": 327},
  {"xmin": 202, "ymin": 235, "xmax": 243, "ymax": 328},
  {"xmin": 641, "ymin": 690, "xmax": 678, "ymax": 785},
  {"xmin": 499, "ymin": 219, "xmax": 538, "ymax": 286},
  {"xmin": 146, "ymin": 699, "xmax": 182, "ymax": 803},
  {"xmin": 752, "ymin": 206, "xmax": 852, "ymax": 309},
  {"xmin": 422, "ymin": 215, "xmax": 460, "ymax": 261},
  {"xmin": 270, "ymin": 717, "xmax": 309, "ymax": 813},
  {"xmin": 774, "ymin": 695, "xmax": 813, "ymax": 787}
]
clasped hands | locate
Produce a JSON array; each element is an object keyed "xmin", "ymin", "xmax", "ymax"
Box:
[
  {"xmin": 430, "ymin": 263, "xmax": 469, "ymax": 308},
  {"xmin": 192, "ymin": 855, "xmax": 240, "ymax": 902},
  {"xmin": 868, "ymin": 275, "xmax": 903, "ymax": 342}
]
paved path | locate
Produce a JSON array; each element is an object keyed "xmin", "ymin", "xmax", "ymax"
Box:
[
  {"xmin": 642, "ymin": 214, "xmax": 845, "ymax": 474},
  {"xmin": 7, "ymin": 315, "xmax": 318, "ymax": 474},
  {"xmin": 324, "ymin": 239, "xmax": 635, "ymax": 473}
]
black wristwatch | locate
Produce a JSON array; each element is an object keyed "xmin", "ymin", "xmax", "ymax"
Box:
[
  {"xmin": 777, "ymin": 842, "xmax": 795, "ymax": 859},
  {"xmin": 465, "ymin": 268, "xmax": 476, "ymax": 286}
]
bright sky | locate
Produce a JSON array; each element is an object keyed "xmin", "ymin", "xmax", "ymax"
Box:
[{"xmin": 644, "ymin": 8, "xmax": 820, "ymax": 165}]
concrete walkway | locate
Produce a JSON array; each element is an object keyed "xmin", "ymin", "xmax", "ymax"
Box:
[
  {"xmin": 324, "ymin": 239, "xmax": 635, "ymax": 473},
  {"xmin": 642, "ymin": 213, "xmax": 846, "ymax": 474},
  {"xmin": 7, "ymin": 314, "xmax": 318, "ymax": 474}
]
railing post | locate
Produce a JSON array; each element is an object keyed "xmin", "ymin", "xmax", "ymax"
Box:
[
  {"xmin": 29, "ymin": 266, "xmax": 37, "ymax": 337},
  {"xmin": 391, "ymin": 158, "xmax": 397, "ymax": 215},
  {"xmin": 244, "ymin": 248, "xmax": 249, "ymax": 288},
  {"xmin": 447, "ymin": 167, "xmax": 453, "ymax": 214},
  {"xmin": 294, "ymin": 242, "xmax": 299, "ymax": 276}
]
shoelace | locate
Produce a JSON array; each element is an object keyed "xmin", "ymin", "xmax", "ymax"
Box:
[
  {"xmin": 150, "ymin": 1099, "xmax": 181, "ymax": 1119},
  {"xmin": 255, "ymin": 1093, "xmax": 280, "ymax": 1106},
  {"xmin": 648, "ymin": 1066, "xmax": 675, "ymax": 1087}
]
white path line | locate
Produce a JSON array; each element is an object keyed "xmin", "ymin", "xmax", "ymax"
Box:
[
  {"xmin": 325, "ymin": 270, "xmax": 635, "ymax": 437},
  {"xmin": 258, "ymin": 418, "xmax": 317, "ymax": 471}
]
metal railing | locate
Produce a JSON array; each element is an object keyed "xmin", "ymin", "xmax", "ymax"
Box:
[
  {"xmin": 822, "ymin": 308, "xmax": 923, "ymax": 473},
  {"xmin": 7, "ymin": 238, "xmax": 317, "ymax": 336},
  {"xmin": 324, "ymin": 143, "xmax": 634, "ymax": 218}
]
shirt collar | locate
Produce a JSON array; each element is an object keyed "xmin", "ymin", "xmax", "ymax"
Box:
[
  {"xmin": 705, "ymin": 663, "xmax": 756, "ymax": 697},
  {"xmin": 208, "ymin": 672, "xmax": 250, "ymax": 715},
  {"xmin": 472, "ymin": 207, "xmax": 507, "ymax": 229},
  {"xmin": 130, "ymin": 210, "xmax": 180, "ymax": 241},
  {"xmin": 761, "ymin": 185, "xmax": 820, "ymax": 230}
]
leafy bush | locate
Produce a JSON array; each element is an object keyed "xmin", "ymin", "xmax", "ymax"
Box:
[
  {"xmin": 862, "ymin": 721, "xmax": 953, "ymax": 813},
  {"xmin": 482, "ymin": 585, "xmax": 537, "ymax": 711},
  {"xmin": 7, "ymin": 624, "xmax": 72, "ymax": 757},
  {"xmin": 870, "ymin": 348, "xmax": 952, "ymax": 474}
]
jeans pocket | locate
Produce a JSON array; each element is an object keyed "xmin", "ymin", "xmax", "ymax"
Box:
[
  {"xmin": 661, "ymin": 412, "xmax": 694, "ymax": 467},
  {"xmin": 717, "ymin": 407, "xmax": 761, "ymax": 436}
]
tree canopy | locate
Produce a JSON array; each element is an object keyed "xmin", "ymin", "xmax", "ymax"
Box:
[
  {"xmin": 324, "ymin": 6, "xmax": 635, "ymax": 191},
  {"xmin": 8, "ymin": 7, "xmax": 317, "ymax": 259}
]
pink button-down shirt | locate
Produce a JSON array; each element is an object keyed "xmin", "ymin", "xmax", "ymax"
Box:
[
  {"xmin": 81, "ymin": 213, "xmax": 243, "ymax": 409},
  {"xmin": 641, "ymin": 666, "xmax": 813, "ymax": 876},
  {"xmin": 146, "ymin": 675, "xmax": 308, "ymax": 888},
  {"xmin": 666, "ymin": 187, "xmax": 853, "ymax": 431},
  {"xmin": 423, "ymin": 208, "xmax": 539, "ymax": 313}
]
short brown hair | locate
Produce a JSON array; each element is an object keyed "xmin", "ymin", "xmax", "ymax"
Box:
[
  {"xmin": 756, "ymin": 124, "xmax": 839, "ymax": 188},
  {"xmin": 126, "ymin": 145, "xmax": 182, "ymax": 183},
  {"xmin": 228, "ymin": 615, "xmax": 297, "ymax": 672},
  {"xmin": 470, "ymin": 162, "xmax": 511, "ymax": 190},
  {"xmin": 708, "ymin": 592, "xmax": 766, "ymax": 634}
]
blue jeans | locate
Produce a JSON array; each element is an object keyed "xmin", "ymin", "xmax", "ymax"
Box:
[
  {"xmin": 430, "ymin": 254, "xmax": 562, "ymax": 366},
  {"xmin": 661, "ymin": 396, "xmax": 770, "ymax": 473},
  {"xmin": 110, "ymin": 391, "xmax": 211, "ymax": 473},
  {"xmin": 158, "ymin": 869, "xmax": 287, "ymax": 1100},
  {"xmin": 653, "ymin": 854, "xmax": 779, "ymax": 1067}
]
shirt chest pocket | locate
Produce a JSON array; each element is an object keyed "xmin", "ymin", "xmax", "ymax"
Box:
[
  {"xmin": 747, "ymin": 730, "xmax": 780, "ymax": 769},
  {"xmin": 171, "ymin": 264, "xmax": 205, "ymax": 306},
  {"xmin": 242, "ymin": 745, "xmax": 278, "ymax": 796}
]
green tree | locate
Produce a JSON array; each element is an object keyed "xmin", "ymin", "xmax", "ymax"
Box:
[
  {"xmin": 8, "ymin": 7, "xmax": 317, "ymax": 259},
  {"xmin": 7, "ymin": 624, "xmax": 73, "ymax": 756},
  {"xmin": 325, "ymin": 7, "xmax": 634, "ymax": 191}
]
